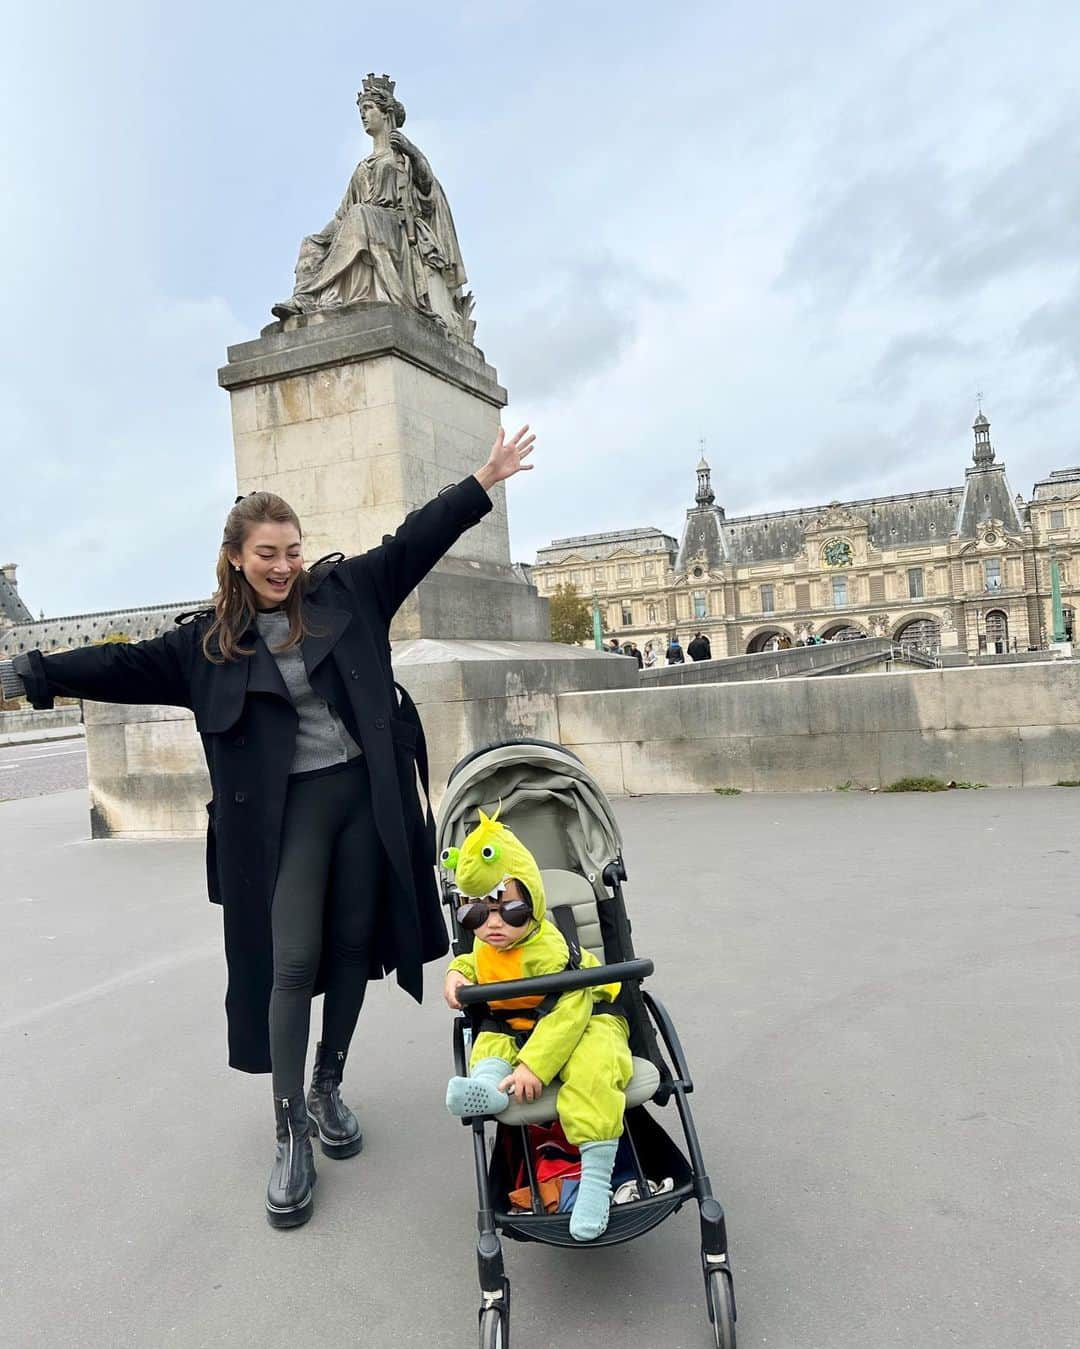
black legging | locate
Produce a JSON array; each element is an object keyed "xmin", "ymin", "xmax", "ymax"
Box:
[{"xmin": 269, "ymin": 757, "xmax": 381, "ymax": 1098}]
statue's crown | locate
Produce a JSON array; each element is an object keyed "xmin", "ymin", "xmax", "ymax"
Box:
[{"xmin": 358, "ymin": 72, "xmax": 396, "ymax": 104}]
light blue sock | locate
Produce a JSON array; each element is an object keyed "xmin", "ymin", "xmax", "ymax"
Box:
[
  {"xmin": 569, "ymin": 1139, "xmax": 619, "ymax": 1241},
  {"xmin": 445, "ymin": 1057, "xmax": 513, "ymax": 1117}
]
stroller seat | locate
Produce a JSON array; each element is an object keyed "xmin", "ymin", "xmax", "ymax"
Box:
[
  {"xmin": 498, "ymin": 1057, "xmax": 661, "ymax": 1127},
  {"xmin": 495, "ymin": 866, "xmax": 661, "ymax": 1125}
]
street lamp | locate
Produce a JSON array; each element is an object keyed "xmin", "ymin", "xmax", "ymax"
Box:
[{"xmin": 1049, "ymin": 544, "xmax": 1066, "ymax": 644}]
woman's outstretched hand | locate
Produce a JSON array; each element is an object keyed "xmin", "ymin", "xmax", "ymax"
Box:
[{"xmin": 474, "ymin": 425, "xmax": 536, "ymax": 492}]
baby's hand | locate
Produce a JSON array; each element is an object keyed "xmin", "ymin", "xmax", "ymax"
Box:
[
  {"xmin": 444, "ymin": 970, "xmax": 472, "ymax": 1010},
  {"xmin": 498, "ymin": 1063, "xmax": 544, "ymax": 1104}
]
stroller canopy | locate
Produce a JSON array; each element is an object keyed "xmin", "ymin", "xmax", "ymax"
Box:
[{"xmin": 436, "ymin": 740, "xmax": 624, "ymax": 899}]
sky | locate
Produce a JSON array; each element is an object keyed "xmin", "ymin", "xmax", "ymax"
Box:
[{"xmin": 2, "ymin": 0, "xmax": 1078, "ymax": 618}]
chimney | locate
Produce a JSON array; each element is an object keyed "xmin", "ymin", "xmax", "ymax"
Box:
[{"xmin": 0, "ymin": 563, "xmax": 16, "ymax": 588}]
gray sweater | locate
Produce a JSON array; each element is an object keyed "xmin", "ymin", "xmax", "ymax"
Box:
[
  {"xmin": 0, "ymin": 612, "xmax": 363, "ymax": 778},
  {"xmin": 254, "ymin": 609, "xmax": 363, "ymax": 776}
]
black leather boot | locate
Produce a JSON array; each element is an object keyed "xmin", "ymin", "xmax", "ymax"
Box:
[
  {"xmin": 265, "ymin": 1092, "xmax": 317, "ymax": 1229},
  {"xmin": 306, "ymin": 1042, "xmax": 363, "ymax": 1159}
]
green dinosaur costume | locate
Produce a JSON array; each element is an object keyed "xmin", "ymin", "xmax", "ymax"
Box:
[{"xmin": 443, "ymin": 808, "xmax": 632, "ymax": 1146}]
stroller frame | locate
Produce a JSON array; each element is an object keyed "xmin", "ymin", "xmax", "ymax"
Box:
[{"xmin": 438, "ymin": 739, "xmax": 737, "ymax": 1349}]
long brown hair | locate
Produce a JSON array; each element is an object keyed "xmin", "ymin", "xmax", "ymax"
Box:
[{"xmin": 202, "ymin": 492, "xmax": 316, "ymax": 663}]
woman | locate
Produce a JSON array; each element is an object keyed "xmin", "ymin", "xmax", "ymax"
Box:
[{"xmin": 0, "ymin": 425, "xmax": 535, "ymax": 1228}]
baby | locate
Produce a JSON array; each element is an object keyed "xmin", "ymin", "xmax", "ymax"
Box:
[{"xmin": 443, "ymin": 809, "xmax": 633, "ymax": 1241}]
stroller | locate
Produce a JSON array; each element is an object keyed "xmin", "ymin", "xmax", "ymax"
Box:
[{"xmin": 436, "ymin": 738, "xmax": 736, "ymax": 1349}]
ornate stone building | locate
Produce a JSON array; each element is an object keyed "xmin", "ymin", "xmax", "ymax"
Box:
[
  {"xmin": 533, "ymin": 527, "xmax": 678, "ymax": 653},
  {"xmin": 532, "ymin": 413, "xmax": 1079, "ymax": 659},
  {"xmin": 0, "ymin": 596, "xmax": 208, "ymax": 661}
]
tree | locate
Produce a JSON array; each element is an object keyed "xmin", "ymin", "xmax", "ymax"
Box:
[{"xmin": 548, "ymin": 582, "xmax": 593, "ymax": 645}]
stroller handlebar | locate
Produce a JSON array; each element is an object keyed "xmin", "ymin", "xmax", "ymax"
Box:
[{"xmin": 455, "ymin": 958, "xmax": 654, "ymax": 1007}]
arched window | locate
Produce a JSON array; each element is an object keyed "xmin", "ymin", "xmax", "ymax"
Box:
[
  {"xmin": 985, "ymin": 610, "xmax": 1008, "ymax": 654},
  {"xmin": 747, "ymin": 629, "xmax": 787, "ymax": 654},
  {"xmin": 895, "ymin": 617, "xmax": 941, "ymax": 656}
]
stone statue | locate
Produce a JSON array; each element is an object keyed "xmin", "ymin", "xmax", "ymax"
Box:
[{"xmin": 272, "ymin": 74, "xmax": 476, "ymax": 344}]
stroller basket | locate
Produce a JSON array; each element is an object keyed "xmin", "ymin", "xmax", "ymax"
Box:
[{"xmin": 490, "ymin": 1105, "xmax": 696, "ymax": 1249}]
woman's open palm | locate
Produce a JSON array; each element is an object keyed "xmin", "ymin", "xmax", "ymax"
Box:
[{"xmin": 485, "ymin": 424, "xmax": 536, "ymax": 484}]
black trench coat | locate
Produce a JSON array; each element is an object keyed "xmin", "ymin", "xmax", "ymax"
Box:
[{"xmin": 16, "ymin": 475, "xmax": 493, "ymax": 1072}]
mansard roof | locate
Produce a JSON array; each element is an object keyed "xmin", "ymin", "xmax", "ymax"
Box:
[
  {"xmin": 536, "ymin": 526, "xmax": 677, "ymax": 566},
  {"xmin": 1032, "ymin": 467, "xmax": 1080, "ymax": 501},
  {"xmin": 678, "ymin": 488, "xmax": 960, "ymax": 569},
  {"xmin": 0, "ymin": 572, "xmax": 33, "ymax": 624},
  {"xmin": 678, "ymin": 469, "xmax": 1023, "ymax": 570},
  {"xmin": 956, "ymin": 463, "xmax": 1024, "ymax": 538}
]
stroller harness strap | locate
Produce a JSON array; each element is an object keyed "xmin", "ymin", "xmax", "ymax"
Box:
[{"xmin": 476, "ymin": 905, "xmax": 627, "ymax": 1047}]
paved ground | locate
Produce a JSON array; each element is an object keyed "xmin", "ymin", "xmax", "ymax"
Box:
[
  {"xmin": 0, "ymin": 737, "xmax": 87, "ymax": 802},
  {"xmin": 2, "ymin": 786, "xmax": 1077, "ymax": 1349}
]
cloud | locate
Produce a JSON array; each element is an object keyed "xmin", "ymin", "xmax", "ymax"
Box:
[
  {"xmin": 4, "ymin": 292, "xmax": 241, "ymax": 617},
  {"xmin": 778, "ymin": 110, "xmax": 1080, "ymax": 312},
  {"xmin": 1016, "ymin": 275, "xmax": 1080, "ymax": 376},
  {"xmin": 481, "ymin": 253, "xmax": 671, "ymax": 403},
  {"xmin": 863, "ymin": 331, "xmax": 974, "ymax": 398}
]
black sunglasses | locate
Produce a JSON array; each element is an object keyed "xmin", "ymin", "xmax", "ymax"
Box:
[{"xmin": 455, "ymin": 894, "xmax": 533, "ymax": 932}]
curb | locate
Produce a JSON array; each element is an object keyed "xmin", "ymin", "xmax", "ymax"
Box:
[{"xmin": 0, "ymin": 727, "xmax": 86, "ymax": 749}]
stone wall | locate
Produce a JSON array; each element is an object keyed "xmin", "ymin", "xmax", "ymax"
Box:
[
  {"xmin": 642, "ymin": 637, "xmax": 925, "ymax": 685},
  {"xmin": 558, "ymin": 662, "xmax": 1080, "ymax": 793},
  {"xmin": 76, "ymin": 641, "xmax": 636, "ymax": 839},
  {"xmin": 71, "ymin": 659, "xmax": 1080, "ymax": 839},
  {"xmin": 0, "ymin": 706, "xmax": 82, "ymax": 736}
]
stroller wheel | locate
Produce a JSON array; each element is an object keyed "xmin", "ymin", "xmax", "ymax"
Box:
[
  {"xmin": 478, "ymin": 1305, "xmax": 508, "ymax": 1349},
  {"xmin": 705, "ymin": 1268, "xmax": 736, "ymax": 1349}
]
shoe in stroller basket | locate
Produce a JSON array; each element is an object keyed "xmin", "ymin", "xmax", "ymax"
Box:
[{"xmin": 436, "ymin": 737, "xmax": 737, "ymax": 1348}]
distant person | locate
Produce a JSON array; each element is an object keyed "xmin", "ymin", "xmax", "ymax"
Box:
[
  {"xmin": 666, "ymin": 634, "xmax": 685, "ymax": 664},
  {"xmin": 688, "ymin": 632, "xmax": 712, "ymax": 661},
  {"xmin": 624, "ymin": 641, "xmax": 643, "ymax": 669},
  {"xmin": 642, "ymin": 640, "xmax": 658, "ymax": 669},
  {"xmin": 606, "ymin": 638, "xmax": 623, "ymax": 655}
]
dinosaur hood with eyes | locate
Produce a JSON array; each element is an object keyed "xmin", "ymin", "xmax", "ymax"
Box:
[{"xmin": 440, "ymin": 807, "xmax": 547, "ymax": 923}]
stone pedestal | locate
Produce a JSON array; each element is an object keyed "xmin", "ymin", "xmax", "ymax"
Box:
[
  {"xmin": 218, "ymin": 302, "xmax": 548, "ymax": 642},
  {"xmin": 391, "ymin": 640, "xmax": 639, "ymax": 805},
  {"xmin": 82, "ymin": 700, "xmax": 208, "ymax": 839}
]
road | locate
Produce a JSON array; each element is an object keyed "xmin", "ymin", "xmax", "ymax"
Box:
[
  {"xmin": 0, "ymin": 736, "xmax": 87, "ymax": 801},
  {"xmin": 1, "ymin": 785, "xmax": 1077, "ymax": 1348}
]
